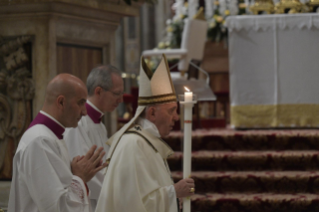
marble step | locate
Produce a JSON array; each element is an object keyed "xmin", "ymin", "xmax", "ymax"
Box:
[
  {"xmin": 189, "ymin": 193, "xmax": 319, "ymax": 212},
  {"xmin": 164, "ymin": 129, "xmax": 319, "ymax": 151},
  {"xmin": 172, "ymin": 171, "xmax": 319, "ymax": 194},
  {"xmin": 168, "ymin": 150, "xmax": 319, "ymax": 171}
]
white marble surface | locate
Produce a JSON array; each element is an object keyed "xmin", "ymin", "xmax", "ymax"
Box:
[{"xmin": 0, "ymin": 181, "xmax": 11, "ymax": 209}]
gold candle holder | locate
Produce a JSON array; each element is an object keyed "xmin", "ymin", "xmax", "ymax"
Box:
[
  {"xmin": 250, "ymin": 0, "xmax": 275, "ymax": 15},
  {"xmin": 275, "ymin": 0, "xmax": 304, "ymax": 13}
]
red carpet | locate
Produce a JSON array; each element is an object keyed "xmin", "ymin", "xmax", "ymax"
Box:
[{"xmin": 164, "ymin": 128, "xmax": 319, "ymax": 212}]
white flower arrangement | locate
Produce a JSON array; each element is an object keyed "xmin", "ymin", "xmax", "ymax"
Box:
[{"xmin": 155, "ymin": 0, "xmax": 247, "ymax": 52}]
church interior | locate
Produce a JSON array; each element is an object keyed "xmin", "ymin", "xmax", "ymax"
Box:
[{"xmin": 1, "ymin": 0, "xmax": 319, "ymax": 211}]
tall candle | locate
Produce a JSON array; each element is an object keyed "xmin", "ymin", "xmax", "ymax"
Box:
[
  {"xmin": 184, "ymin": 87, "xmax": 193, "ymax": 102},
  {"xmin": 183, "ymin": 87, "xmax": 194, "ymax": 212}
]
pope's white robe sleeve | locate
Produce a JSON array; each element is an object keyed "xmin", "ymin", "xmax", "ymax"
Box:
[
  {"xmin": 8, "ymin": 135, "xmax": 90, "ymax": 212},
  {"xmin": 165, "ymin": 185, "xmax": 178, "ymax": 209},
  {"xmin": 96, "ymin": 133, "xmax": 178, "ymax": 212}
]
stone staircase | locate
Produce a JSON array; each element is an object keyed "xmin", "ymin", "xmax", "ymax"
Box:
[{"xmin": 165, "ymin": 129, "xmax": 319, "ymax": 212}]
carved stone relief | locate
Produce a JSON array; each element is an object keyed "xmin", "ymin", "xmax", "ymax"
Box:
[{"xmin": 0, "ymin": 35, "xmax": 35, "ymax": 179}]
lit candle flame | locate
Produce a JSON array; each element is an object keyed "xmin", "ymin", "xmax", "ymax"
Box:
[{"xmin": 184, "ymin": 86, "xmax": 190, "ymax": 92}]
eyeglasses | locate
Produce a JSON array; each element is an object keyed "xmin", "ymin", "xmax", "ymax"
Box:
[
  {"xmin": 98, "ymin": 86, "xmax": 123, "ymax": 97},
  {"xmin": 109, "ymin": 90, "xmax": 124, "ymax": 97}
]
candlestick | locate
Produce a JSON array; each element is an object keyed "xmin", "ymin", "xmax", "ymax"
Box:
[{"xmin": 179, "ymin": 88, "xmax": 197, "ymax": 212}]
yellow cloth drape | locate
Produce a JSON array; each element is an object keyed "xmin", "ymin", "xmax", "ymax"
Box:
[{"xmin": 231, "ymin": 104, "xmax": 319, "ymax": 128}]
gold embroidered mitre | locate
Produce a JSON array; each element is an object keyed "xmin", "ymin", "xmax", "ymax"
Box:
[
  {"xmin": 138, "ymin": 54, "xmax": 177, "ymax": 106},
  {"xmin": 105, "ymin": 54, "xmax": 177, "ymax": 148}
]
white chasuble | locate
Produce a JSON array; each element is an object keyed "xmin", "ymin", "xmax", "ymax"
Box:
[
  {"xmin": 8, "ymin": 124, "xmax": 91, "ymax": 212},
  {"xmin": 96, "ymin": 119, "xmax": 178, "ymax": 212}
]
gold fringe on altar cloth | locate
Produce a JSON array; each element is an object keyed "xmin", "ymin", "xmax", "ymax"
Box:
[{"xmin": 231, "ymin": 104, "xmax": 319, "ymax": 128}]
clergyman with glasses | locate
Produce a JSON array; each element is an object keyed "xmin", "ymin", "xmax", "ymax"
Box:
[{"xmin": 64, "ymin": 65, "xmax": 124, "ymax": 211}]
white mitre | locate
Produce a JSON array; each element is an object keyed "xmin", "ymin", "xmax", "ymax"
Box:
[
  {"xmin": 138, "ymin": 54, "xmax": 177, "ymax": 106},
  {"xmin": 106, "ymin": 54, "xmax": 176, "ymax": 159}
]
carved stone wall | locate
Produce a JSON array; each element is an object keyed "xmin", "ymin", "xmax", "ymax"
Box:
[
  {"xmin": 0, "ymin": 0, "xmax": 142, "ymax": 208},
  {"xmin": 0, "ymin": 35, "xmax": 34, "ymax": 179},
  {"xmin": 0, "ymin": 0, "xmax": 141, "ymax": 136}
]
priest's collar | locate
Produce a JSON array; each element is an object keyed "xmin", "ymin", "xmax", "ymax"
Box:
[
  {"xmin": 137, "ymin": 117, "xmax": 161, "ymax": 138},
  {"xmin": 28, "ymin": 111, "xmax": 65, "ymax": 139},
  {"xmin": 86, "ymin": 100, "xmax": 104, "ymax": 123}
]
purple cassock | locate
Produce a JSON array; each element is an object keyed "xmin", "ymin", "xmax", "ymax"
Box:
[
  {"xmin": 28, "ymin": 112, "xmax": 65, "ymax": 139},
  {"xmin": 85, "ymin": 103, "xmax": 103, "ymax": 124}
]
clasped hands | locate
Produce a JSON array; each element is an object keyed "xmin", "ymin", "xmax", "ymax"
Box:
[{"xmin": 71, "ymin": 145, "xmax": 108, "ymax": 183}]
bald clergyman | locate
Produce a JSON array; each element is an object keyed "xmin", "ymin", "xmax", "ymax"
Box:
[{"xmin": 8, "ymin": 73, "xmax": 107, "ymax": 212}]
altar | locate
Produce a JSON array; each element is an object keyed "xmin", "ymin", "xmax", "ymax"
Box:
[{"xmin": 226, "ymin": 13, "xmax": 319, "ymax": 129}]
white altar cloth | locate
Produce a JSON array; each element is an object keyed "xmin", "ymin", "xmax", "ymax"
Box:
[{"xmin": 226, "ymin": 14, "xmax": 319, "ymax": 128}]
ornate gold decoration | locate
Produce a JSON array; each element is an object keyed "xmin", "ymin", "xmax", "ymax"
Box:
[
  {"xmin": 306, "ymin": 0, "xmax": 319, "ymax": 12},
  {"xmin": 274, "ymin": 0, "xmax": 304, "ymax": 14},
  {"xmin": 0, "ymin": 35, "xmax": 35, "ymax": 179},
  {"xmin": 231, "ymin": 104, "xmax": 319, "ymax": 128},
  {"xmin": 138, "ymin": 94, "xmax": 177, "ymax": 106},
  {"xmin": 193, "ymin": 7, "xmax": 206, "ymax": 21},
  {"xmin": 308, "ymin": 0, "xmax": 319, "ymax": 5},
  {"xmin": 239, "ymin": 3, "xmax": 247, "ymax": 9},
  {"xmin": 250, "ymin": 0, "xmax": 274, "ymax": 15}
]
